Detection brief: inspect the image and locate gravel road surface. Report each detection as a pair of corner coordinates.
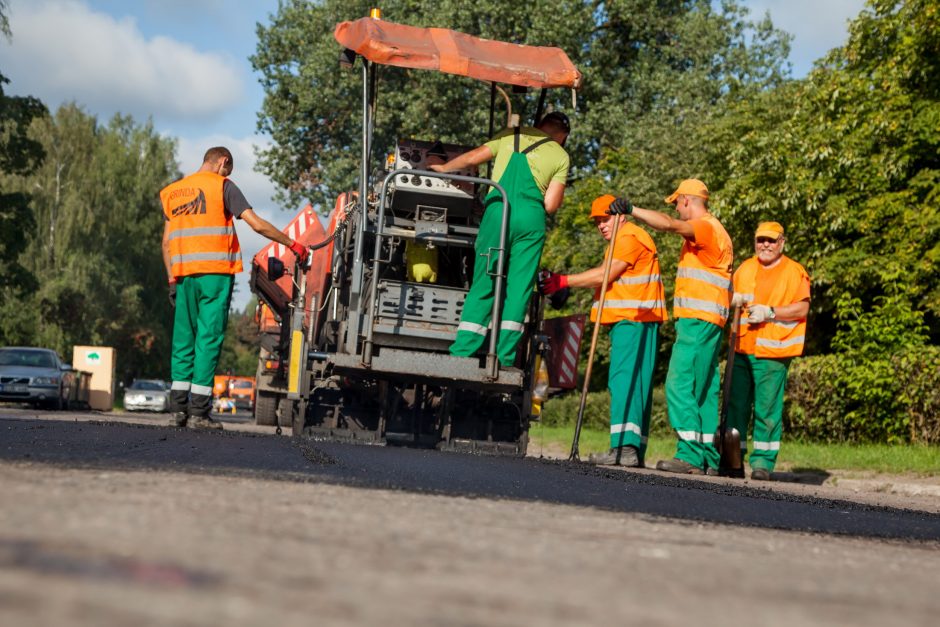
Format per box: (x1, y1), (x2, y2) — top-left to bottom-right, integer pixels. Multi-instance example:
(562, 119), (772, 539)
(1, 408), (938, 626)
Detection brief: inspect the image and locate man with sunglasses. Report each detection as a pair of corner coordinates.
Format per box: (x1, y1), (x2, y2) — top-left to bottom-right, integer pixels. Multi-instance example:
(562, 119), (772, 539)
(727, 222), (810, 480)
(608, 179), (733, 475)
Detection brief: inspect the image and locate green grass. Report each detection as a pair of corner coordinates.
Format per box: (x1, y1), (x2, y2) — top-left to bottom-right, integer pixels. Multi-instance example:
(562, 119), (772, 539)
(528, 424), (940, 475)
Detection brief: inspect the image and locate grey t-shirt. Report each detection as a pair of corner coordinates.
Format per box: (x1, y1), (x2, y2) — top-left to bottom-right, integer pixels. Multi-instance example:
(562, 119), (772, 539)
(223, 179), (251, 218)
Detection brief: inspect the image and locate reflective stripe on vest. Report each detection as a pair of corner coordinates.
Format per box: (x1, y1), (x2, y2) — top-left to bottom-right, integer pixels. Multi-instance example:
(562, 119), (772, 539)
(167, 226), (237, 241)
(171, 251), (242, 265)
(591, 223), (667, 324)
(732, 256), (809, 358)
(161, 171), (242, 277)
(673, 214), (733, 326)
(676, 267), (731, 290)
(674, 297), (729, 320)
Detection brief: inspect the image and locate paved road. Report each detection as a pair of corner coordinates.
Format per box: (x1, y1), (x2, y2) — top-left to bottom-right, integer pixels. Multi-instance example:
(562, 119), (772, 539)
(1, 408), (938, 626)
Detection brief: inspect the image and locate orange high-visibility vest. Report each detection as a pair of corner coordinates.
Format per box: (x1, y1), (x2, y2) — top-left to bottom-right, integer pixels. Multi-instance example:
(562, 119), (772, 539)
(161, 172), (242, 277)
(733, 255), (809, 358)
(591, 222), (667, 324)
(674, 214), (733, 326)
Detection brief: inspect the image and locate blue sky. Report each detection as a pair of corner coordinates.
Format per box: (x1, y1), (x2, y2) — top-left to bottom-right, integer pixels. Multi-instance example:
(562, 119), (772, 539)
(0, 0), (867, 309)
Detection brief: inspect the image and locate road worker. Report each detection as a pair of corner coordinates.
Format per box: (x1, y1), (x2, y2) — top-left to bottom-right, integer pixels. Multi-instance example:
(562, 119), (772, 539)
(539, 195), (666, 466)
(727, 222), (810, 480)
(430, 112), (570, 367)
(609, 179), (733, 474)
(160, 146), (308, 430)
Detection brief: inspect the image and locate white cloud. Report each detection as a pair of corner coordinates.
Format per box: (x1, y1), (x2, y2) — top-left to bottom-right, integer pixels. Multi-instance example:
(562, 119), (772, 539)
(0, 0), (242, 121)
(743, 0), (867, 75)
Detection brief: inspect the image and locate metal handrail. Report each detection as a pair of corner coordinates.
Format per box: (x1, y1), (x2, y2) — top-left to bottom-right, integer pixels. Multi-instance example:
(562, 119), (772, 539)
(362, 168), (510, 380)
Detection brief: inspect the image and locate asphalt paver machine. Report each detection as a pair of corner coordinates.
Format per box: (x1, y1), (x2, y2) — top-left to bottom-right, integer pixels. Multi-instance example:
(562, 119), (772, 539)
(252, 15), (583, 454)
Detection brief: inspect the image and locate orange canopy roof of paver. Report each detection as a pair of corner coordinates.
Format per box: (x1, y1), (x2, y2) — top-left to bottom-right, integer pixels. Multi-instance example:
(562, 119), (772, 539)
(334, 18), (582, 89)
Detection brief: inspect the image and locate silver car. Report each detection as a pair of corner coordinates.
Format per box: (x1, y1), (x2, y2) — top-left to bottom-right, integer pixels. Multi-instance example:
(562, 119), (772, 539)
(123, 379), (170, 412)
(0, 347), (75, 410)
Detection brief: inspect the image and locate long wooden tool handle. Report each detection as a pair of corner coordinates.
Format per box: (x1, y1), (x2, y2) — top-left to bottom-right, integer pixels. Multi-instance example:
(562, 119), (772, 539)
(569, 217), (621, 461)
(718, 304), (742, 436)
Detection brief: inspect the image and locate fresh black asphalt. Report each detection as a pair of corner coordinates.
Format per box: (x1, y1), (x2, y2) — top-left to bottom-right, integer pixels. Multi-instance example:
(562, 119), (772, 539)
(3, 417), (939, 542)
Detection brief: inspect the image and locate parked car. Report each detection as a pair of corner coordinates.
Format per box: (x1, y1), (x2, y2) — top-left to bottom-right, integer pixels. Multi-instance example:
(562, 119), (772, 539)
(0, 347), (75, 410)
(123, 379), (170, 412)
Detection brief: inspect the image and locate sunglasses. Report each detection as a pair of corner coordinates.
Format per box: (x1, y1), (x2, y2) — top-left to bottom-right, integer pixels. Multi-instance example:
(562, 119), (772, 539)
(755, 237), (780, 244)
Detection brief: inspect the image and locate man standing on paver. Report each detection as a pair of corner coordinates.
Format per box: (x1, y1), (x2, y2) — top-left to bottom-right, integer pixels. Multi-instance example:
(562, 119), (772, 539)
(539, 194), (666, 467)
(430, 113), (570, 367)
(727, 221), (810, 480)
(160, 146), (308, 430)
(608, 179), (733, 474)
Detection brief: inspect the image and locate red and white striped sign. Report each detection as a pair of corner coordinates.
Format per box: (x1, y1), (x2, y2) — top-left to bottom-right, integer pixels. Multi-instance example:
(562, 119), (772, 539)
(542, 314), (586, 389)
(252, 203), (321, 267)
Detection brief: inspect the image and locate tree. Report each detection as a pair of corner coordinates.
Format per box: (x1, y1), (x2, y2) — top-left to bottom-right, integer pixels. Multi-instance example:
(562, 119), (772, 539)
(0, 76), (46, 292)
(0, 104), (180, 379)
(711, 0), (940, 349)
(1, 0), (48, 293)
(252, 0), (790, 209)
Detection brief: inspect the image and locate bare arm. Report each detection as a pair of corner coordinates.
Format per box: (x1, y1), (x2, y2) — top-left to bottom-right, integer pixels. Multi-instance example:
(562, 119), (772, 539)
(630, 206), (695, 239)
(772, 299), (810, 321)
(543, 181), (566, 215)
(241, 209), (293, 247)
(162, 221), (173, 280)
(565, 259), (629, 288)
(429, 145), (493, 173)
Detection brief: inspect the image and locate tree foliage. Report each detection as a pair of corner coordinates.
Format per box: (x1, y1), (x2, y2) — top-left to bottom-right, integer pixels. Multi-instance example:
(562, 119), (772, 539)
(713, 0), (940, 348)
(252, 0), (790, 209)
(0, 104), (180, 381)
(0, 75), (47, 292)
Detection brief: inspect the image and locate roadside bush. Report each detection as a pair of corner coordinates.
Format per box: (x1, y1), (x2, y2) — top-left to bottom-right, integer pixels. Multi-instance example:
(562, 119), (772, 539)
(785, 347), (940, 444)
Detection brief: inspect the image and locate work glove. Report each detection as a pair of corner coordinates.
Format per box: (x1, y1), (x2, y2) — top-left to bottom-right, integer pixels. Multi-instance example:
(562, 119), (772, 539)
(538, 270), (568, 295)
(608, 197), (633, 216)
(288, 240), (309, 265)
(168, 279), (177, 309)
(746, 304), (774, 324)
(731, 292), (748, 308)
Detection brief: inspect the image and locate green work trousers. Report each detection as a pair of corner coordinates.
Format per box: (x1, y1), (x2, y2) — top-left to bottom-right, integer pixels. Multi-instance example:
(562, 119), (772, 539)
(726, 353), (790, 472)
(451, 151), (546, 367)
(170, 273), (233, 416)
(608, 320), (659, 460)
(665, 318), (723, 470)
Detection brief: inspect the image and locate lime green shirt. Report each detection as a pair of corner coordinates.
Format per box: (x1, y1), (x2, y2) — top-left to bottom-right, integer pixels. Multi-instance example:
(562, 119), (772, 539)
(484, 127), (570, 196)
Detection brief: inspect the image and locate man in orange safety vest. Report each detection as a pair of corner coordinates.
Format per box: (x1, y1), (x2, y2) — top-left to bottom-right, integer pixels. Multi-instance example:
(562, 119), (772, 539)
(727, 221), (810, 480)
(608, 179), (733, 475)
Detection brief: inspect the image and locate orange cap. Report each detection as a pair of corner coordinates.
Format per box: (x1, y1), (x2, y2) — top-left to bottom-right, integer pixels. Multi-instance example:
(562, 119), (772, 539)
(755, 221), (784, 239)
(665, 178), (709, 204)
(590, 194), (616, 218)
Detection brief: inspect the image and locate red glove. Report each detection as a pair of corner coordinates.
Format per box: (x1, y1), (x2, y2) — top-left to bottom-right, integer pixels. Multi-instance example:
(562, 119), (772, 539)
(288, 240), (309, 264)
(538, 270), (568, 295)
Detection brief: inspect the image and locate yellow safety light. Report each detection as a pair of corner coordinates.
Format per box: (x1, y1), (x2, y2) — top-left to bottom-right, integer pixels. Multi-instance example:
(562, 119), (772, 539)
(288, 330), (304, 395)
(370, 8), (382, 19)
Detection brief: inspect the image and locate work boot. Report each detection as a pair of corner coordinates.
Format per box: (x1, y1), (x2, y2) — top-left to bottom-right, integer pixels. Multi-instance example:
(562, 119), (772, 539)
(750, 468), (772, 481)
(168, 412), (188, 428)
(189, 415), (224, 431)
(588, 446), (642, 468)
(720, 467), (746, 479)
(655, 458), (704, 475)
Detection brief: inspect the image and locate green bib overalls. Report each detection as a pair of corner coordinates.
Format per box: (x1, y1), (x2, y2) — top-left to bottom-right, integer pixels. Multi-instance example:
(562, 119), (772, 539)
(450, 129), (553, 367)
